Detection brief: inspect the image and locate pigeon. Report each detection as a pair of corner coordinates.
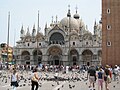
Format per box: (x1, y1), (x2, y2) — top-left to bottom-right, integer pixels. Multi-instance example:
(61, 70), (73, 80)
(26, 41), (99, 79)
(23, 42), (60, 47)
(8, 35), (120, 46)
(52, 84), (55, 87)
(28, 84), (31, 86)
(19, 85), (22, 87)
(72, 85), (75, 88)
(69, 84), (72, 89)
(23, 84), (26, 86)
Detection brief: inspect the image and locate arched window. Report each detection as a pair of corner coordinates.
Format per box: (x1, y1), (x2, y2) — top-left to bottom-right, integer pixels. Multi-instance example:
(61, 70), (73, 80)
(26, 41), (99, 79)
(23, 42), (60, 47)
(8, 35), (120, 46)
(49, 32), (64, 45)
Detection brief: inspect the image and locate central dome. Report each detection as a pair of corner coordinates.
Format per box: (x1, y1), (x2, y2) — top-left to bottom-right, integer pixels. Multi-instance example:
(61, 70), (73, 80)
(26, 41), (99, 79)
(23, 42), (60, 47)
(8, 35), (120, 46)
(60, 17), (79, 30)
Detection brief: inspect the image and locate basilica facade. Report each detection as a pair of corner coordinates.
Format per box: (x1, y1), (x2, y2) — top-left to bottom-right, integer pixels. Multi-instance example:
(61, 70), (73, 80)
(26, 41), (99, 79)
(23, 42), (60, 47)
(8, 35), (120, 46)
(14, 9), (102, 66)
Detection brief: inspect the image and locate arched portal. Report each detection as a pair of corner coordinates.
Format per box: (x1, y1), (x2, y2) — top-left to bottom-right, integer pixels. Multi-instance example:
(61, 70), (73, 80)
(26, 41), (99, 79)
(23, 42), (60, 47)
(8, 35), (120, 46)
(33, 50), (42, 64)
(21, 51), (30, 64)
(82, 50), (93, 66)
(48, 46), (62, 65)
(21, 51), (30, 60)
(70, 49), (79, 65)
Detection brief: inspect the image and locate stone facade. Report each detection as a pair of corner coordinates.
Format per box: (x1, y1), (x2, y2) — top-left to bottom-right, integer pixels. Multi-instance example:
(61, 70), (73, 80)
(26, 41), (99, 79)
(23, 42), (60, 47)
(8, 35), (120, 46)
(14, 8), (102, 66)
(102, 0), (120, 66)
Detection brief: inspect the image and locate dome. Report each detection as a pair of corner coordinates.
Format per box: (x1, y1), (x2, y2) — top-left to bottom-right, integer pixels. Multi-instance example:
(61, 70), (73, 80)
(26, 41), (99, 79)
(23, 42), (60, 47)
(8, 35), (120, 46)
(73, 13), (80, 19)
(60, 17), (79, 30)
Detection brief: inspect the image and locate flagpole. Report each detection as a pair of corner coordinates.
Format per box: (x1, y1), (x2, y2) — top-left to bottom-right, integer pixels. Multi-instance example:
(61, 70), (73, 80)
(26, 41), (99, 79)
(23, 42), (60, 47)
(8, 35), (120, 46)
(14, 29), (16, 64)
(7, 12), (10, 64)
(14, 29), (16, 47)
(37, 10), (39, 65)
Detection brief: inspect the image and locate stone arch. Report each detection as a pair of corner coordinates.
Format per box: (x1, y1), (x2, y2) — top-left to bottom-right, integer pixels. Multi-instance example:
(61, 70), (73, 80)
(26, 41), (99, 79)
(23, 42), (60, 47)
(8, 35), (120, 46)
(49, 32), (65, 45)
(21, 51), (30, 60)
(69, 49), (79, 65)
(47, 45), (62, 65)
(33, 49), (42, 64)
(83, 33), (93, 40)
(82, 49), (93, 66)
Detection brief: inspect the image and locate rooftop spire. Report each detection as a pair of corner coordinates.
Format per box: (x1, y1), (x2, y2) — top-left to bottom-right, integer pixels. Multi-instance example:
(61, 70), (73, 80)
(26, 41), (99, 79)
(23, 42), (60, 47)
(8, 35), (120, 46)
(20, 25), (24, 34)
(67, 5), (71, 17)
(52, 16), (53, 23)
(56, 15), (58, 23)
(33, 24), (35, 29)
(32, 24), (36, 36)
(74, 5), (80, 19)
(45, 22), (47, 29)
(26, 27), (30, 36)
(94, 19), (97, 26)
(75, 5), (78, 13)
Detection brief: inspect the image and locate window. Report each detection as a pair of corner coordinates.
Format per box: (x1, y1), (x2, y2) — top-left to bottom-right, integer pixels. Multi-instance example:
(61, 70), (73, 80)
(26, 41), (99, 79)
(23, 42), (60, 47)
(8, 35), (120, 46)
(73, 42), (75, 45)
(107, 41), (111, 46)
(28, 43), (29, 46)
(107, 8), (110, 14)
(86, 42), (88, 45)
(39, 43), (41, 46)
(107, 25), (111, 30)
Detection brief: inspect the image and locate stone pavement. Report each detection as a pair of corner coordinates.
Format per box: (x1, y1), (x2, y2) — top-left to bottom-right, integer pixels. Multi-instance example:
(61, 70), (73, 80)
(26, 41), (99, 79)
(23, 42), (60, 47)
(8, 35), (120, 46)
(0, 70), (120, 90)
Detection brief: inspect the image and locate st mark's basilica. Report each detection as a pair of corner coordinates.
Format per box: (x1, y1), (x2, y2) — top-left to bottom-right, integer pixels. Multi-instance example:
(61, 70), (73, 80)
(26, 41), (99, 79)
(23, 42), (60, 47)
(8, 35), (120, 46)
(14, 8), (102, 66)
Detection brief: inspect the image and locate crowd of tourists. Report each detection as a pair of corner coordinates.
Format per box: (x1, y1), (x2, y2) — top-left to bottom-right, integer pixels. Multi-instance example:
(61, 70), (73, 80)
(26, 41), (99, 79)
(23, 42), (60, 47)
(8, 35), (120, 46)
(87, 64), (120, 90)
(0, 64), (120, 90)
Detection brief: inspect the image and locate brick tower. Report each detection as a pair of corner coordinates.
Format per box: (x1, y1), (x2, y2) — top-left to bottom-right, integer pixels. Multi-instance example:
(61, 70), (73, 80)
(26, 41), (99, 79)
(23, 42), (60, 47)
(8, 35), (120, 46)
(102, 0), (120, 66)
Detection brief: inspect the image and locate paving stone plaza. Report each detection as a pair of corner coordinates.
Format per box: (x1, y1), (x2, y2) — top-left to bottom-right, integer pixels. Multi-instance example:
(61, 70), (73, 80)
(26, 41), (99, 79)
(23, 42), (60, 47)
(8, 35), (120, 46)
(0, 70), (120, 90)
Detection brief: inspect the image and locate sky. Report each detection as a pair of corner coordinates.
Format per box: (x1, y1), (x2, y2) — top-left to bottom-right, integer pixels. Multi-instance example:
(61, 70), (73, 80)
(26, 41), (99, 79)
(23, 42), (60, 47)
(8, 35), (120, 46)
(0, 0), (101, 46)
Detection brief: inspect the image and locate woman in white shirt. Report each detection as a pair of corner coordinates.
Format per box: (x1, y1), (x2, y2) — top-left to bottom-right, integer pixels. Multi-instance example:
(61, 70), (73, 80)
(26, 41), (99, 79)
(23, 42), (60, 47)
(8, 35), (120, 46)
(11, 69), (19, 90)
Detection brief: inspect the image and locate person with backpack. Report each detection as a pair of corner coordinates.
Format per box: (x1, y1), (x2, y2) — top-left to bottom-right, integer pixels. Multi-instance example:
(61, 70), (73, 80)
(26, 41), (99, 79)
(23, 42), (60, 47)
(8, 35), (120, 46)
(97, 67), (104, 90)
(87, 65), (96, 90)
(104, 65), (111, 90)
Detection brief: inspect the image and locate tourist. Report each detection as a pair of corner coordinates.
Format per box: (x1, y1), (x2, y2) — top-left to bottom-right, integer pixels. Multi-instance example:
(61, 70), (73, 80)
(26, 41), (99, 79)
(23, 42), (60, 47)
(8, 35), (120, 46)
(87, 65), (96, 90)
(104, 65), (111, 90)
(113, 65), (119, 81)
(11, 69), (19, 90)
(97, 67), (104, 90)
(31, 68), (40, 90)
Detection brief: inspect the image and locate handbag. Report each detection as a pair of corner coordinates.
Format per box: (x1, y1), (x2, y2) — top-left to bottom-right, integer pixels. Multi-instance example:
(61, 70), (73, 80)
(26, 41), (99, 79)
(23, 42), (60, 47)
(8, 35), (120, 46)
(107, 75), (111, 83)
